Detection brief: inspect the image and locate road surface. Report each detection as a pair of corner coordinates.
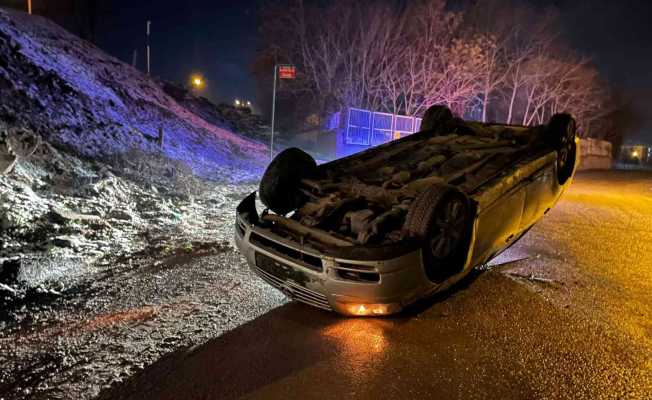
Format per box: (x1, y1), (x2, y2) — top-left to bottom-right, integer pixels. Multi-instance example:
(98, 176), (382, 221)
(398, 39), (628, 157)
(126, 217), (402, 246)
(100, 170), (652, 400)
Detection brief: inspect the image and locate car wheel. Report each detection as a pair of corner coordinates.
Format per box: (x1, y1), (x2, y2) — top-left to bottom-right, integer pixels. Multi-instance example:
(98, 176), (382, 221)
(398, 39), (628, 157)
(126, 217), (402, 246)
(259, 148), (317, 215)
(546, 113), (577, 184)
(420, 105), (454, 134)
(405, 184), (473, 283)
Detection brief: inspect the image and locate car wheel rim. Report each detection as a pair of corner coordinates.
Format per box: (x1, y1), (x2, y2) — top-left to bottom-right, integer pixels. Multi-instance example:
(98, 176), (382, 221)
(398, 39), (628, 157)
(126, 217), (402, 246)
(429, 197), (466, 260)
(558, 130), (575, 170)
(558, 146), (568, 170)
(557, 125), (574, 171)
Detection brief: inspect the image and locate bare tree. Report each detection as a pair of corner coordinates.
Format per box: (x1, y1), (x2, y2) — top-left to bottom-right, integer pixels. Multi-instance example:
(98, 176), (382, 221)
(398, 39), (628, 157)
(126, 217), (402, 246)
(516, 51), (604, 135)
(375, 1), (485, 117)
(260, 1), (403, 113)
(259, 0), (471, 116)
(257, 0), (612, 140)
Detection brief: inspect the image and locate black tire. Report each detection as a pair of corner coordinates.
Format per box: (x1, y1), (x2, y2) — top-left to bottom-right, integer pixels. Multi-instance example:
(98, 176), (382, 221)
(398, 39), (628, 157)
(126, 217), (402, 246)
(405, 184), (473, 283)
(420, 105), (454, 134)
(545, 113), (577, 184)
(259, 148), (317, 215)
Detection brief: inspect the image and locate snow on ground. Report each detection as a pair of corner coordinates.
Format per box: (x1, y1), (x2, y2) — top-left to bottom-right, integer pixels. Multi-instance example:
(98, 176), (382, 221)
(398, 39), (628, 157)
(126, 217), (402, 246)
(0, 136), (290, 400)
(0, 168), (287, 399)
(0, 124), (286, 400)
(0, 116), (267, 299)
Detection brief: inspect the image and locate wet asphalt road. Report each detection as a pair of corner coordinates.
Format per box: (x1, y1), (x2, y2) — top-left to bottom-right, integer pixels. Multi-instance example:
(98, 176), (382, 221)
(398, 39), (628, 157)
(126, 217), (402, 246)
(100, 170), (652, 400)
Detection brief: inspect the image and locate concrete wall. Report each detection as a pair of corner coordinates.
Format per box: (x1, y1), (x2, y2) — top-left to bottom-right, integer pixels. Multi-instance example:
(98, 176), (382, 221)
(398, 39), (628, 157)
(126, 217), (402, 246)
(578, 138), (612, 171)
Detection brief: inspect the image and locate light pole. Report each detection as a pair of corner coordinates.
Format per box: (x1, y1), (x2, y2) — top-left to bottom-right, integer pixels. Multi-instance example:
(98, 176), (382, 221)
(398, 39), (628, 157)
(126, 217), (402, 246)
(146, 21), (151, 75)
(270, 64), (296, 160)
(270, 65), (278, 160)
(27, 0), (32, 14)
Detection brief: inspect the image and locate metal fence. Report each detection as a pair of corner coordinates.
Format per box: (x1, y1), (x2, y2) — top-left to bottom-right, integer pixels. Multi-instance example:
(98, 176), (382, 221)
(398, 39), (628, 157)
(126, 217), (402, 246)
(371, 111), (393, 145)
(344, 107), (422, 147)
(346, 108), (372, 145)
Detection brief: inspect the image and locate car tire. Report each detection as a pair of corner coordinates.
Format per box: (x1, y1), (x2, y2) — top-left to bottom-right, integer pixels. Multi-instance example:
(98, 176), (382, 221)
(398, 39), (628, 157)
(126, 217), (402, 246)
(259, 148), (317, 215)
(420, 105), (454, 134)
(546, 113), (577, 184)
(405, 183), (473, 283)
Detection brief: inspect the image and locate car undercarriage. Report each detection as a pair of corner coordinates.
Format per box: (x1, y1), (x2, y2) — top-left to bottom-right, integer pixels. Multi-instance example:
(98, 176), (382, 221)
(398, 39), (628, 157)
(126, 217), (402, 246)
(258, 114), (571, 251)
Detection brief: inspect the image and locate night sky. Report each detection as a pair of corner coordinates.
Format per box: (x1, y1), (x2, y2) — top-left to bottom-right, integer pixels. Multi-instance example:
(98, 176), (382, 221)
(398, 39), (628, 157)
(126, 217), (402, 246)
(558, 0), (652, 142)
(15, 0), (652, 141)
(93, 0), (260, 108)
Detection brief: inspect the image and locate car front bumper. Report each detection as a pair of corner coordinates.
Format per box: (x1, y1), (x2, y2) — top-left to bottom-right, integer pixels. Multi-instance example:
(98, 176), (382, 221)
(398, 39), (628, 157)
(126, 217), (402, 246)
(234, 192), (434, 316)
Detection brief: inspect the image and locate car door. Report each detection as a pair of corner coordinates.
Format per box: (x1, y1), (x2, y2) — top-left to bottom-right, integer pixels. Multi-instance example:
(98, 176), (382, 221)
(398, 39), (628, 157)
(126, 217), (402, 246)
(471, 181), (527, 265)
(520, 160), (558, 230)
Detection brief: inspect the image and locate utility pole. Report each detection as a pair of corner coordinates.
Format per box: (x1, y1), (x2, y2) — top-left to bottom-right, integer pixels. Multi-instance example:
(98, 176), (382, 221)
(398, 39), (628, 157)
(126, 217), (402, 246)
(146, 21), (151, 75)
(270, 65), (277, 161)
(27, 0), (32, 15)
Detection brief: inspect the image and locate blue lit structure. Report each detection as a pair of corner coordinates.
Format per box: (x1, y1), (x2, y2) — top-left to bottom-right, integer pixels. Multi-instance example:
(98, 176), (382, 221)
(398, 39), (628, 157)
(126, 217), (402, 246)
(331, 107), (423, 158)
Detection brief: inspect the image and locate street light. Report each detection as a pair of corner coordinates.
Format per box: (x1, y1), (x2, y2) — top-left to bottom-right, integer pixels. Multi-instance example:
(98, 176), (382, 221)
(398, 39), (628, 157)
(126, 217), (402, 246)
(189, 74), (204, 92)
(235, 99), (241, 107)
(632, 150), (639, 158)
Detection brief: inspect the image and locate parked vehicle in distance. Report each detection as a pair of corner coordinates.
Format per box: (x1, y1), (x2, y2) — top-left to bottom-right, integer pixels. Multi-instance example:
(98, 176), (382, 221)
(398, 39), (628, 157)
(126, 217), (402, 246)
(235, 105), (579, 316)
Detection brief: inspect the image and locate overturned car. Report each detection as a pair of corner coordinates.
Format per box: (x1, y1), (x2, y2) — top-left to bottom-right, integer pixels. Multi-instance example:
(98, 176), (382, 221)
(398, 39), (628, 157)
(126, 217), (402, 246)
(235, 105), (579, 316)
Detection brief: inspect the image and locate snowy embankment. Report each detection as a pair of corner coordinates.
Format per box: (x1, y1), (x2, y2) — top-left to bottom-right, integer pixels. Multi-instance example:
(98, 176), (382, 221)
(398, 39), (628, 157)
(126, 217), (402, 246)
(0, 7), (268, 303)
(0, 8), (287, 400)
(0, 7), (266, 179)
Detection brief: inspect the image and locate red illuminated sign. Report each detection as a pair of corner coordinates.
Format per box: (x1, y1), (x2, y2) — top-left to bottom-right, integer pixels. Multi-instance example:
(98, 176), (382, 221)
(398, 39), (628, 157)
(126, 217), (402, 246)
(278, 65), (296, 79)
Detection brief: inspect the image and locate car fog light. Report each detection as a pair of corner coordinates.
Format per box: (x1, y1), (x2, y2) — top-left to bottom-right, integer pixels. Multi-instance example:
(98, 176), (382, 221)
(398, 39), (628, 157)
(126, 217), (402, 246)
(337, 302), (401, 316)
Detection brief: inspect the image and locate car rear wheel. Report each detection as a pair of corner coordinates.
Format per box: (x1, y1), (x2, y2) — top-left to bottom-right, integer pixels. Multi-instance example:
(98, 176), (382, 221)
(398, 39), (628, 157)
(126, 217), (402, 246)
(546, 113), (577, 184)
(405, 184), (473, 283)
(259, 148), (317, 215)
(420, 105), (454, 134)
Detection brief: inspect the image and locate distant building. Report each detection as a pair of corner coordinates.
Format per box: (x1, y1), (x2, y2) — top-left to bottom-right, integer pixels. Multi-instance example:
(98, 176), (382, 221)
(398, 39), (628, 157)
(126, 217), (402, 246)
(578, 138), (612, 170)
(619, 144), (652, 165)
